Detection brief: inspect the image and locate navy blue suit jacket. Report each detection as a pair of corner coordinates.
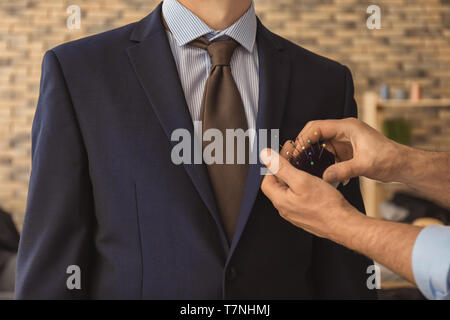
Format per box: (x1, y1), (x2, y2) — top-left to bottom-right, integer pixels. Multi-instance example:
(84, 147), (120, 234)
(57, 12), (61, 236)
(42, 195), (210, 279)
(16, 3), (376, 299)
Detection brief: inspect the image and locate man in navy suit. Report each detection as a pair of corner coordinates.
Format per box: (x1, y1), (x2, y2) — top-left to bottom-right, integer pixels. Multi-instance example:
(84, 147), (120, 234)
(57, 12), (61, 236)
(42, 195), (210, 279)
(16, 0), (376, 299)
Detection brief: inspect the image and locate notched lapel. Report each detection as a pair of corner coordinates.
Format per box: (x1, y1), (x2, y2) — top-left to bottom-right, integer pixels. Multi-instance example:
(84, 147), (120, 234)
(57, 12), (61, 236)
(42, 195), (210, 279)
(126, 5), (229, 252)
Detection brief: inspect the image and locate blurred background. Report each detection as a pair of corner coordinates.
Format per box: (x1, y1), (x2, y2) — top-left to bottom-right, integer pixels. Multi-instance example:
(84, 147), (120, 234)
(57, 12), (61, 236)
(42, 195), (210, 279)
(0, 0), (449, 299)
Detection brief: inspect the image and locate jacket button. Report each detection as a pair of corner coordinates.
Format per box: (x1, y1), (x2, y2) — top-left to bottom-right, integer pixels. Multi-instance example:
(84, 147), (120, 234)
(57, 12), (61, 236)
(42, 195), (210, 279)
(227, 267), (237, 281)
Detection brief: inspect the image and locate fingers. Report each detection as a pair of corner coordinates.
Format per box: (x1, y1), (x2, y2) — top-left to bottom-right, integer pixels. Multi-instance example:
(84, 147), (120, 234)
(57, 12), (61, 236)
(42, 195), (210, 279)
(280, 140), (301, 160)
(295, 118), (357, 148)
(322, 159), (361, 183)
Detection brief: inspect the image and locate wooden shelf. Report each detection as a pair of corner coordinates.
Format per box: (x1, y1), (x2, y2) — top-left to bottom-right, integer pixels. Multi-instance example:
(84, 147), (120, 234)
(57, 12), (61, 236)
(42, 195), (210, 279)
(381, 281), (416, 290)
(377, 98), (450, 109)
(361, 92), (450, 219)
(374, 180), (403, 186)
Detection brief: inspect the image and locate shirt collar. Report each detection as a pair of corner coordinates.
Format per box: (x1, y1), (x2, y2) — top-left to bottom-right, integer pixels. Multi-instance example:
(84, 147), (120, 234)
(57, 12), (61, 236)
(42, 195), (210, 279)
(162, 0), (257, 52)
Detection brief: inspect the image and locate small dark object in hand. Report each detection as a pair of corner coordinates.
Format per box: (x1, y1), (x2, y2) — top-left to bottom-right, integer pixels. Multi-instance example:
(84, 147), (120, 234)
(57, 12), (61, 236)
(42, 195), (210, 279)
(289, 143), (335, 178)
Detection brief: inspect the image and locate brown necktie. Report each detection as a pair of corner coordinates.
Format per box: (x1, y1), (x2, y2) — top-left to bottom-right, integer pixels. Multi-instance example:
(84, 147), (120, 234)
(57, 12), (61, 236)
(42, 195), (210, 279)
(189, 37), (249, 242)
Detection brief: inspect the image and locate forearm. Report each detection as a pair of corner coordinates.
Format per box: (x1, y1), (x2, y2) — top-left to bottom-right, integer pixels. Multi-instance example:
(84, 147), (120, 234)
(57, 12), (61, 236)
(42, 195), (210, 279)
(330, 207), (422, 283)
(392, 145), (450, 207)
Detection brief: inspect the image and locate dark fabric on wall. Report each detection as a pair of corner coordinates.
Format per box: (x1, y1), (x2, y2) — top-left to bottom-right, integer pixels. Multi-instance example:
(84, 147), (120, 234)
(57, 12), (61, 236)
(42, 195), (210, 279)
(0, 208), (19, 253)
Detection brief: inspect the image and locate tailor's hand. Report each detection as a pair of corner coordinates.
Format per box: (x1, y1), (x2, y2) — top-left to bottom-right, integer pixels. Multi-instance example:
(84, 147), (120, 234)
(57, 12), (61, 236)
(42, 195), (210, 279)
(259, 148), (362, 240)
(294, 118), (405, 184)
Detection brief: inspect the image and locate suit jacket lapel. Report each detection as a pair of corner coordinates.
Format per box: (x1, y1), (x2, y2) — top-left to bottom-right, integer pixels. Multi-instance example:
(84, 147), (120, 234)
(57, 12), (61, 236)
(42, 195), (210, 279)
(227, 20), (291, 262)
(126, 4), (229, 252)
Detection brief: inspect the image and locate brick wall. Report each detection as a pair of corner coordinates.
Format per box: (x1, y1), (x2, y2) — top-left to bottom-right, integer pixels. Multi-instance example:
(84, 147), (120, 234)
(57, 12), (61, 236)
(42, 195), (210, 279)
(1, 0), (449, 228)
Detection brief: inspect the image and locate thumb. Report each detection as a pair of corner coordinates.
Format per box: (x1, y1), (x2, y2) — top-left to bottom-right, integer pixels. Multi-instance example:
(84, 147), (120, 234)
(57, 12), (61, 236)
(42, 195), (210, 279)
(260, 148), (298, 188)
(323, 159), (361, 184)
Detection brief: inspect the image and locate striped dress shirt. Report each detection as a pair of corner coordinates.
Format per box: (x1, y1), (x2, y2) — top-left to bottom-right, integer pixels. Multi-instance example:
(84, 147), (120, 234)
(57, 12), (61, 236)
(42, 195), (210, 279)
(162, 0), (259, 141)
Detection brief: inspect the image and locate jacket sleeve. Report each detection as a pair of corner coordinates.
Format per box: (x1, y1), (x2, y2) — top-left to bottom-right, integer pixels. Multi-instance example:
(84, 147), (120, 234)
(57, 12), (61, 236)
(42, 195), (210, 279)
(312, 65), (377, 299)
(15, 50), (95, 299)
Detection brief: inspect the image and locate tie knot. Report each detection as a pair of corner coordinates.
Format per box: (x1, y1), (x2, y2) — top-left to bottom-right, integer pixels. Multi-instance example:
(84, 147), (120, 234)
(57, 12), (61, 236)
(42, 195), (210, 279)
(190, 37), (239, 67)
